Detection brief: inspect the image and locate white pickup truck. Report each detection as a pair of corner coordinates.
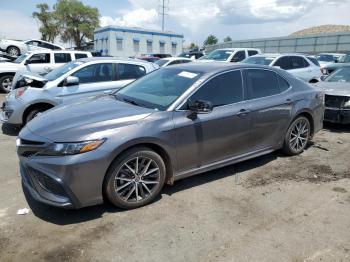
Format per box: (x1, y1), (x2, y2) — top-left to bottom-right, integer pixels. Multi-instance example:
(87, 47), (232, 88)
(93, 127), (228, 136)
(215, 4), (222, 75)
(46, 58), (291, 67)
(0, 50), (93, 93)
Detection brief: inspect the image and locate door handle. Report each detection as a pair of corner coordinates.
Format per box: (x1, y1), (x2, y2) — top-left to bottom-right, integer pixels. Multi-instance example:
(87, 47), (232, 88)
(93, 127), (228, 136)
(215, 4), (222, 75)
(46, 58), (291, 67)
(236, 109), (250, 116)
(44, 66), (52, 71)
(285, 98), (293, 105)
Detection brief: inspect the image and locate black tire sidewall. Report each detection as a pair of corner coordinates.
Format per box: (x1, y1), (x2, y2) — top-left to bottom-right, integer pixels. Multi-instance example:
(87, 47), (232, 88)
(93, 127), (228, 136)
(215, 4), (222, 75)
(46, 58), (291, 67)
(25, 109), (42, 124)
(104, 147), (166, 209)
(0, 75), (14, 93)
(283, 116), (310, 156)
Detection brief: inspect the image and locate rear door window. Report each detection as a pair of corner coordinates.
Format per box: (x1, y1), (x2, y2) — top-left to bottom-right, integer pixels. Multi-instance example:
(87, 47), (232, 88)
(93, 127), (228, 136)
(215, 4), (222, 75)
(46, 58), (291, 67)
(243, 69), (280, 99)
(54, 53), (72, 63)
(273, 56), (292, 70)
(189, 70), (243, 107)
(117, 64), (146, 80)
(248, 50), (259, 56)
(231, 51), (246, 62)
(74, 53), (88, 59)
(72, 63), (113, 84)
(27, 53), (50, 64)
(277, 74), (290, 92)
(291, 56), (309, 69)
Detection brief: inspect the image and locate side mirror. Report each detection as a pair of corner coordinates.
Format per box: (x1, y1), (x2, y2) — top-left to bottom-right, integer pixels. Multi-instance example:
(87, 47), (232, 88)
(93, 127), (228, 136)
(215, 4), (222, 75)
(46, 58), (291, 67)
(64, 76), (79, 86)
(24, 60), (29, 65)
(273, 65), (281, 69)
(231, 57), (240, 63)
(188, 99), (213, 114)
(320, 75), (327, 81)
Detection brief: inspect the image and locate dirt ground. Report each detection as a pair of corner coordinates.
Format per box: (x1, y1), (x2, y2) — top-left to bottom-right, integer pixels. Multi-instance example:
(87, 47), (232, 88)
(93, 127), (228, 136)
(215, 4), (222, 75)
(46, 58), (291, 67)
(0, 93), (349, 262)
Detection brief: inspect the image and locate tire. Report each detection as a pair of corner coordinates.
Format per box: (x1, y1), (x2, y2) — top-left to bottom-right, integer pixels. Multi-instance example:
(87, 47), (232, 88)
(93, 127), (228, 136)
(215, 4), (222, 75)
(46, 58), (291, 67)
(0, 75), (14, 93)
(25, 108), (46, 124)
(104, 147), (166, 209)
(6, 46), (20, 56)
(282, 116), (311, 156)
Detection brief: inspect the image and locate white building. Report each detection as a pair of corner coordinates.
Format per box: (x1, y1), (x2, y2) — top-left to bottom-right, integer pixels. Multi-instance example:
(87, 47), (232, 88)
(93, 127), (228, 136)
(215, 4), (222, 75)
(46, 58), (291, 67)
(94, 26), (184, 57)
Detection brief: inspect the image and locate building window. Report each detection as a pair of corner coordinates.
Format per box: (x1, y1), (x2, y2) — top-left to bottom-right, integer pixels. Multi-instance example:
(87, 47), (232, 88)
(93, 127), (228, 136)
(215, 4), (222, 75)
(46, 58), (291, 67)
(160, 42), (165, 53)
(172, 43), (177, 56)
(147, 41), (152, 53)
(117, 39), (123, 51)
(133, 39), (140, 53)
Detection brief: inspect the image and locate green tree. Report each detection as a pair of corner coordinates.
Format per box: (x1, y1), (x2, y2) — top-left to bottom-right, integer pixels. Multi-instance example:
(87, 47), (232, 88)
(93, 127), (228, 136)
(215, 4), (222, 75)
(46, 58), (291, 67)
(223, 36), (232, 42)
(32, 3), (59, 42)
(189, 42), (199, 50)
(54, 0), (100, 49)
(203, 35), (218, 46)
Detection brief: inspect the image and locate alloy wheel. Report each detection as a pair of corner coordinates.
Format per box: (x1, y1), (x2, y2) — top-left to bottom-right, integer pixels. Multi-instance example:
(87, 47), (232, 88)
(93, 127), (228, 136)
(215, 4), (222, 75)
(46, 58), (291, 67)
(1, 77), (12, 92)
(114, 157), (160, 203)
(8, 47), (19, 56)
(289, 118), (309, 153)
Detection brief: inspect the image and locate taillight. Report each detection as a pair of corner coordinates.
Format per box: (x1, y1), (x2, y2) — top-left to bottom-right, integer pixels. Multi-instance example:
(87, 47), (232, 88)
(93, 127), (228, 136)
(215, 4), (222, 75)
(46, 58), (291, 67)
(15, 87), (27, 98)
(321, 68), (327, 75)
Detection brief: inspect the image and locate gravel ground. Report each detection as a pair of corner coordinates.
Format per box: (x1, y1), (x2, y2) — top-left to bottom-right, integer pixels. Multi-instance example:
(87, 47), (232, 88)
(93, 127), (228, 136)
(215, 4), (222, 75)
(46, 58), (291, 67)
(0, 93), (349, 262)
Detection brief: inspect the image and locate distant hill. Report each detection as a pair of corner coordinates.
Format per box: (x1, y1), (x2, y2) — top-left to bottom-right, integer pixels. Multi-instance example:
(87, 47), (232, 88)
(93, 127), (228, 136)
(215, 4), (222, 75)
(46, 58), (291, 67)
(290, 25), (350, 37)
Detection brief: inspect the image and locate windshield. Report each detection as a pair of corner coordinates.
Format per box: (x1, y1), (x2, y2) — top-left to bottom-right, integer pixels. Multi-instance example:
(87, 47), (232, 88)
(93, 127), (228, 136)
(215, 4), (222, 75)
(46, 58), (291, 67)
(199, 50), (233, 61)
(316, 54), (335, 62)
(115, 68), (204, 111)
(155, 59), (169, 67)
(242, 56), (274, 65)
(326, 67), (350, 83)
(13, 54), (28, 64)
(338, 54), (350, 63)
(45, 61), (85, 81)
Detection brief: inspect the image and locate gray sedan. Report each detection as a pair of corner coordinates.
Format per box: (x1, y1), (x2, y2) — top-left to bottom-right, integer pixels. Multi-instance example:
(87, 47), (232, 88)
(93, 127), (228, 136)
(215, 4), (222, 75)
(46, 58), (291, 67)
(17, 63), (324, 209)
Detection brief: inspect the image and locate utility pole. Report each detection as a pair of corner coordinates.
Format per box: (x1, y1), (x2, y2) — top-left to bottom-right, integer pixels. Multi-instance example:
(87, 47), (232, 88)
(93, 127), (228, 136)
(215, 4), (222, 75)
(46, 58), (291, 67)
(159, 0), (168, 31)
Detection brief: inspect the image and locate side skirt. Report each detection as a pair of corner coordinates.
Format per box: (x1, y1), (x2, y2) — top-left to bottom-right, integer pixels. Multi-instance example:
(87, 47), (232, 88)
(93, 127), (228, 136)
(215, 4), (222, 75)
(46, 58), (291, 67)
(173, 147), (275, 181)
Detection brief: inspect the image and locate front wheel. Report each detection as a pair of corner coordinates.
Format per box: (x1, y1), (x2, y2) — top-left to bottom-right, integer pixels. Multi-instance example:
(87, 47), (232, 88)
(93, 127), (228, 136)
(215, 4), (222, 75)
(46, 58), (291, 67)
(6, 46), (20, 56)
(104, 147), (166, 209)
(282, 116), (310, 156)
(0, 75), (13, 93)
(25, 108), (45, 124)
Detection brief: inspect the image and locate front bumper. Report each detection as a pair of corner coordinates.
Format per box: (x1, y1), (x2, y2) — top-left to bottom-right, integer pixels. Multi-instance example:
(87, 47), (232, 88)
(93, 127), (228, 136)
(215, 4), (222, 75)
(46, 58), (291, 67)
(0, 94), (26, 125)
(324, 107), (350, 124)
(17, 128), (114, 209)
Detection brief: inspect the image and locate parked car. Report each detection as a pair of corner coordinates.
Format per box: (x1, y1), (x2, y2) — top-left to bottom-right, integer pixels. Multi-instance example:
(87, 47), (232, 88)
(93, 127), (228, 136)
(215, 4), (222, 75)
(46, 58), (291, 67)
(0, 39), (64, 57)
(137, 56), (160, 63)
(1, 57), (157, 125)
(306, 56), (320, 67)
(314, 66), (350, 124)
(315, 53), (344, 67)
(0, 50), (93, 93)
(16, 63), (324, 209)
(155, 57), (192, 67)
(143, 53), (172, 59)
(322, 53), (350, 75)
(198, 48), (261, 63)
(178, 51), (204, 60)
(242, 53), (322, 83)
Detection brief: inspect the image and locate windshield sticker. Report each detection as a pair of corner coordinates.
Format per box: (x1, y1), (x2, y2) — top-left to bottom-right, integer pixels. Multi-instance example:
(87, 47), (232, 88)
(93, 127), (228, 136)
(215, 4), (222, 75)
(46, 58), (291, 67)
(178, 71), (198, 79)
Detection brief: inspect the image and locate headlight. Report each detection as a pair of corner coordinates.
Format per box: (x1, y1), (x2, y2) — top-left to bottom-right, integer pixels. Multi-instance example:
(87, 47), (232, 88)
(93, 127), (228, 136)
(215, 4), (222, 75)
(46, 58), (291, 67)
(40, 139), (106, 156)
(344, 99), (350, 108)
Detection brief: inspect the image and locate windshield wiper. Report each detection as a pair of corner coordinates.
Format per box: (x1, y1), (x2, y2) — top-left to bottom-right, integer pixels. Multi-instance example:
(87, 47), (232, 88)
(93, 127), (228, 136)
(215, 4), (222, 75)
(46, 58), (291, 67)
(110, 94), (144, 107)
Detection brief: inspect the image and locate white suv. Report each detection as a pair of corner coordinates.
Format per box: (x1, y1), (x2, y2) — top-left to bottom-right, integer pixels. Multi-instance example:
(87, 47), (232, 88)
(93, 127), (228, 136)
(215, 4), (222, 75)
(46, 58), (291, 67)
(198, 48), (261, 63)
(0, 50), (93, 93)
(242, 53), (322, 83)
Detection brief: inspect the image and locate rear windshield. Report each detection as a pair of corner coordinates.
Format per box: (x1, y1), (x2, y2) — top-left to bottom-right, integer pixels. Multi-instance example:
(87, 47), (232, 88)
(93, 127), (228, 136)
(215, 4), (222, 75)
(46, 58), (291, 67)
(199, 50), (233, 61)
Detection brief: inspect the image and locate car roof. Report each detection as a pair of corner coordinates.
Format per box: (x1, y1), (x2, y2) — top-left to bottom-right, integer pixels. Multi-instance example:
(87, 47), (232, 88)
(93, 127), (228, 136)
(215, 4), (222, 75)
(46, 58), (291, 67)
(253, 53), (308, 58)
(162, 57), (192, 61)
(26, 50), (91, 55)
(166, 62), (277, 75)
(216, 48), (260, 51)
(76, 56), (153, 64)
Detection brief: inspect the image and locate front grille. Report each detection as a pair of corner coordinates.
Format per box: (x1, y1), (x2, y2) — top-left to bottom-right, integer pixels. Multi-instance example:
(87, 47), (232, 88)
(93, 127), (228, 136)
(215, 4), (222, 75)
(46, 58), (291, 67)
(325, 95), (347, 108)
(25, 166), (67, 197)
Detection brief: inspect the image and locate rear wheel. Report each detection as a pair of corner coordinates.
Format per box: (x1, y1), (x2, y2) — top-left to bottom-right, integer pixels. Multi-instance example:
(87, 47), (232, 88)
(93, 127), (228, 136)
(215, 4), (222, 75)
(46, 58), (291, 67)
(282, 116), (310, 155)
(104, 147), (166, 209)
(0, 75), (13, 93)
(6, 46), (20, 56)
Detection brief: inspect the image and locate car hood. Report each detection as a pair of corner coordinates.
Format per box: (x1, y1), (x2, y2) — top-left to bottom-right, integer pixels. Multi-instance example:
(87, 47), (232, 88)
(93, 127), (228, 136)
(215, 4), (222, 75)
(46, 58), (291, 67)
(22, 95), (155, 142)
(314, 81), (350, 96)
(324, 62), (350, 70)
(12, 70), (47, 89)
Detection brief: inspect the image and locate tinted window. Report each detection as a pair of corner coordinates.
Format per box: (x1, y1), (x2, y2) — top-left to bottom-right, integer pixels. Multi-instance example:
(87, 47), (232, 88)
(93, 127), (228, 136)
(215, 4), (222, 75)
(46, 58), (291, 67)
(40, 42), (55, 49)
(117, 64), (146, 80)
(291, 56), (309, 69)
(75, 53), (88, 59)
(244, 69), (280, 99)
(231, 51), (246, 62)
(26, 41), (40, 46)
(54, 53), (72, 63)
(190, 70), (243, 107)
(248, 50), (258, 56)
(307, 56), (320, 66)
(277, 74), (290, 92)
(28, 53), (50, 64)
(72, 63), (113, 84)
(274, 57), (292, 70)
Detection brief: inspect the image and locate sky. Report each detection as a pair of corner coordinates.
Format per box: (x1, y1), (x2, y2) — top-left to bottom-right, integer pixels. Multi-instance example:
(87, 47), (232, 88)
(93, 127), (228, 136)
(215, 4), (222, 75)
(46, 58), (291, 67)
(0, 0), (350, 47)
